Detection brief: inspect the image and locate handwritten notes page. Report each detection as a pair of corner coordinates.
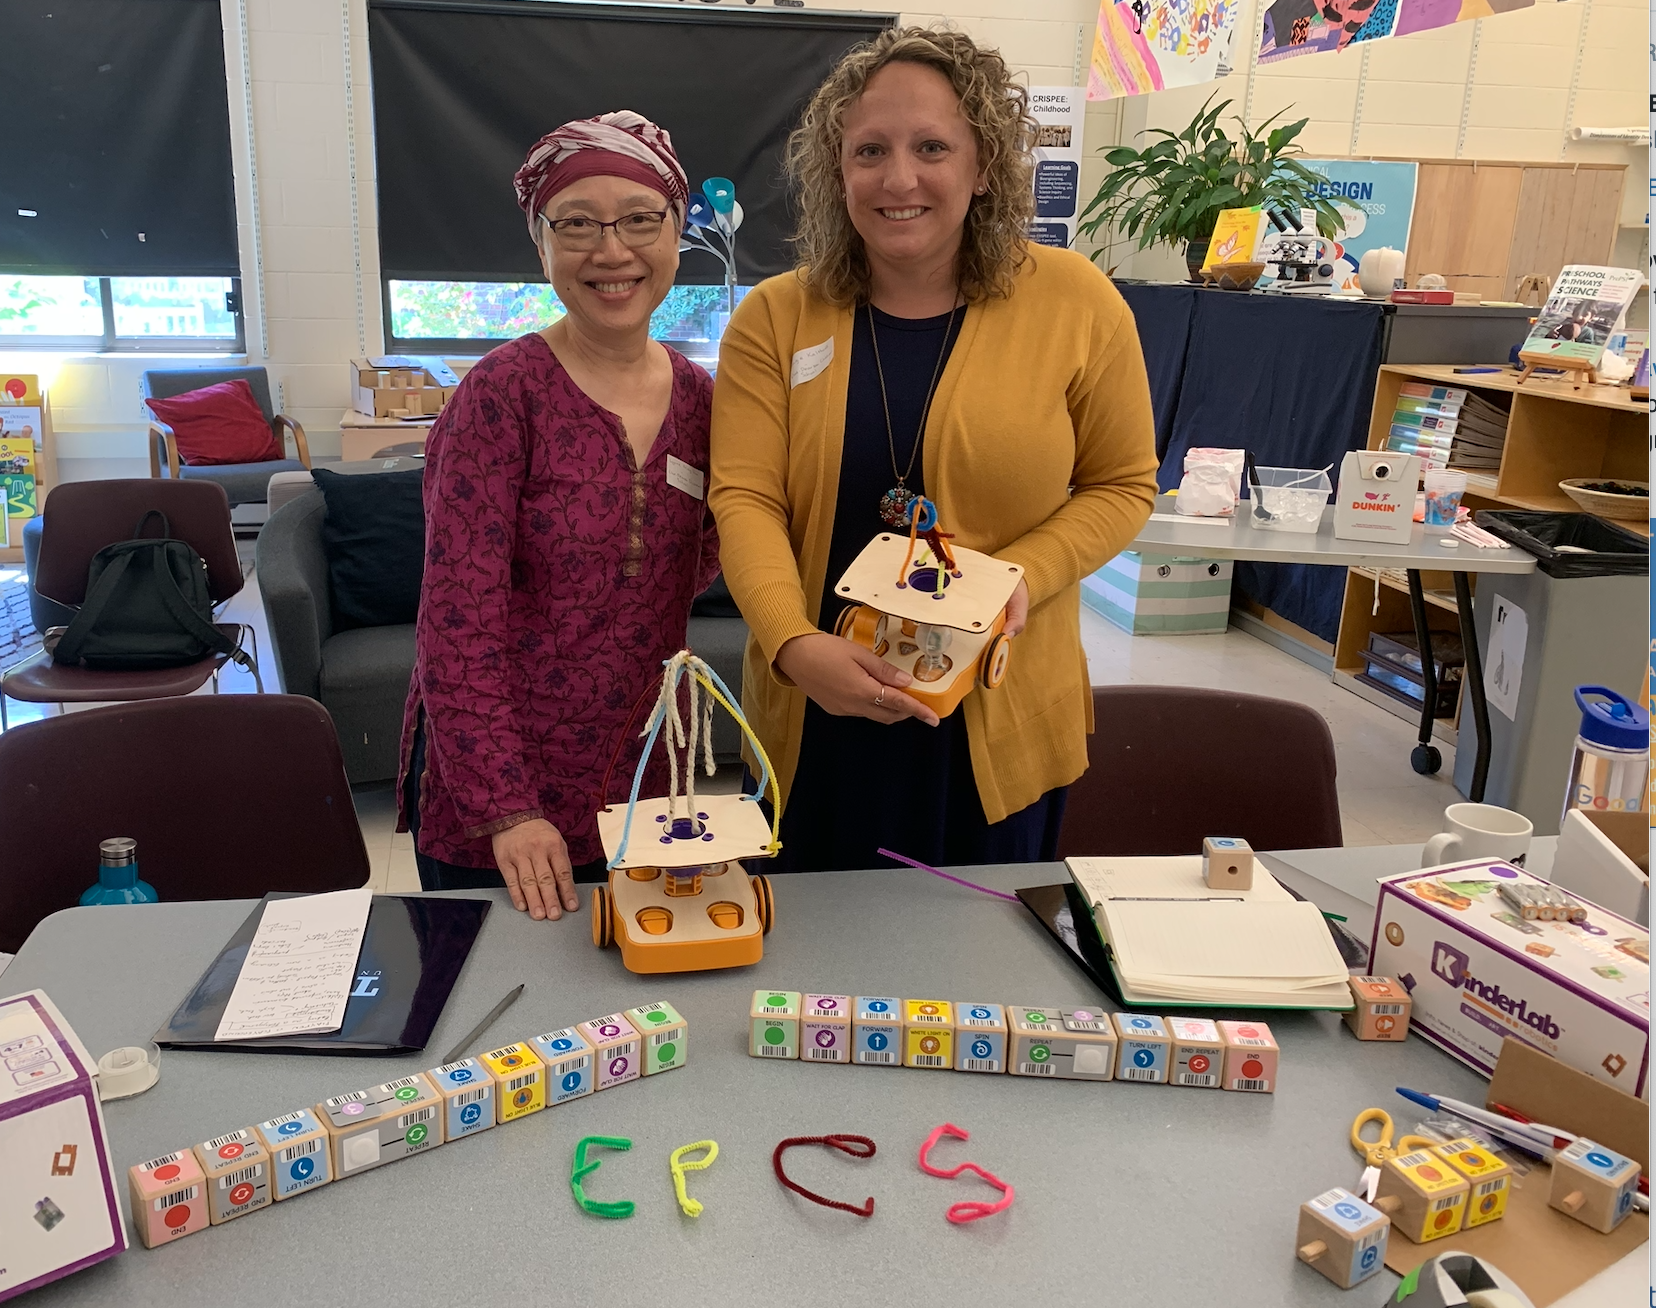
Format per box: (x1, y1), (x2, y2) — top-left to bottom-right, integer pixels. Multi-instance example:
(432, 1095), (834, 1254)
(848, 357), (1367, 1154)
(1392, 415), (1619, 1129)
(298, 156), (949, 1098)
(214, 889), (373, 1041)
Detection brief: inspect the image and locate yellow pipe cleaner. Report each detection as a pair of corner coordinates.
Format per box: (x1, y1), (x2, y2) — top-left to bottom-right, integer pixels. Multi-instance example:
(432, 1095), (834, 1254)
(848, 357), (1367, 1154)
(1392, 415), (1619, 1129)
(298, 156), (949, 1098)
(670, 1140), (719, 1218)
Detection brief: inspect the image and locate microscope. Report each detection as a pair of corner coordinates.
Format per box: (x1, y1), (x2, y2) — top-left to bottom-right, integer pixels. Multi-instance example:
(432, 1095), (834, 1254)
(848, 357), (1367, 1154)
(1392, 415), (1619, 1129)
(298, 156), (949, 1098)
(1260, 207), (1336, 293)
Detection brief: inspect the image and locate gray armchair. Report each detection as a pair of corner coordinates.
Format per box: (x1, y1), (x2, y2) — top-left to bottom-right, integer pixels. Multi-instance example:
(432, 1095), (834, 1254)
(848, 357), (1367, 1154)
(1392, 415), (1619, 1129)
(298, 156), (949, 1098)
(142, 366), (310, 506)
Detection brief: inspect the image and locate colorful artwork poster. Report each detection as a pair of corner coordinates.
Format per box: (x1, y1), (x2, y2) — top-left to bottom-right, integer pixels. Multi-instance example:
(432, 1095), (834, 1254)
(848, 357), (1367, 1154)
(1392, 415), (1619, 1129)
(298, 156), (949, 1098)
(0, 438), (36, 517)
(1293, 159), (1418, 293)
(1260, 0), (1563, 65)
(1088, 0), (1243, 100)
(1027, 87), (1088, 247)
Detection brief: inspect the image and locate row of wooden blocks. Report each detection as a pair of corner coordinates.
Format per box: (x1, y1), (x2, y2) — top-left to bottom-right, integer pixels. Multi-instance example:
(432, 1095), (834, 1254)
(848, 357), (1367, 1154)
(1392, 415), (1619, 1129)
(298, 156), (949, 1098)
(747, 993), (1278, 1091)
(126, 1001), (686, 1248)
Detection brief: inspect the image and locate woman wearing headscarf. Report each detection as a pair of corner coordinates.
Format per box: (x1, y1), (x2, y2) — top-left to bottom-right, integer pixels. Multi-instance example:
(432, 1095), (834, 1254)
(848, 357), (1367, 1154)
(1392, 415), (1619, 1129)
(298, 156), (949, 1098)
(398, 110), (719, 920)
(709, 29), (1159, 873)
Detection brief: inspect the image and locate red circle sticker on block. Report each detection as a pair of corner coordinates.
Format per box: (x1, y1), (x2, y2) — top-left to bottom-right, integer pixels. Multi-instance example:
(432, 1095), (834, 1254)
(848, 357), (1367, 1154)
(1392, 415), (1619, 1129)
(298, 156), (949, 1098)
(164, 1205), (192, 1230)
(228, 1183), (255, 1207)
(1236, 1026), (1259, 1038)
(1417, 1165), (1443, 1182)
(1434, 1208), (1456, 1230)
(1241, 1058), (1264, 1079)
(1188, 1054), (1210, 1074)
(152, 1164), (180, 1183)
(217, 1143), (244, 1160)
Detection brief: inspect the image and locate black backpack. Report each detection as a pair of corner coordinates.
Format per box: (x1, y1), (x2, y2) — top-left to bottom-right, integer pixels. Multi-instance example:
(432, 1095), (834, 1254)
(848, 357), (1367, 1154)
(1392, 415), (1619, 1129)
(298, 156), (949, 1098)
(52, 510), (257, 680)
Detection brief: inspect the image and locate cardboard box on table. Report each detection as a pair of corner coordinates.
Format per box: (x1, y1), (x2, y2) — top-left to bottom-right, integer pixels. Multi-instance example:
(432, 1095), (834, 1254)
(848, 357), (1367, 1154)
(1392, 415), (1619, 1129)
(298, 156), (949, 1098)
(1369, 858), (1649, 1100)
(0, 991), (125, 1302)
(348, 355), (460, 418)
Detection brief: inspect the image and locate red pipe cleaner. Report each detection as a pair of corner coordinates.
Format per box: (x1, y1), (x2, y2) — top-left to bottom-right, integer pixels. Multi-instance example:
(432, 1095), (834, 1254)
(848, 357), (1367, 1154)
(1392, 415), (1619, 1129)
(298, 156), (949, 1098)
(917, 1123), (1014, 1224)
(772, 1135), (877, 1217)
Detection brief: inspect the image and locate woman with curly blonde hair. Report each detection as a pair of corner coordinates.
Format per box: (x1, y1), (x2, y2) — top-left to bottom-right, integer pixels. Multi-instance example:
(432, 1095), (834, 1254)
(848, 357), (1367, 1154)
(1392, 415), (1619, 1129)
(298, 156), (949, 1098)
(709, 27), (1158, 872)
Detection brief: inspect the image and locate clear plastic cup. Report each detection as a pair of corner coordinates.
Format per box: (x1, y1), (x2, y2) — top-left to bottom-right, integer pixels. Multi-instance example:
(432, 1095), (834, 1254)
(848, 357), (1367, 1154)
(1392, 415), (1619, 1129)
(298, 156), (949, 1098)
(1247, 467), (1332, 533)
(1423, 469), (1468, 533)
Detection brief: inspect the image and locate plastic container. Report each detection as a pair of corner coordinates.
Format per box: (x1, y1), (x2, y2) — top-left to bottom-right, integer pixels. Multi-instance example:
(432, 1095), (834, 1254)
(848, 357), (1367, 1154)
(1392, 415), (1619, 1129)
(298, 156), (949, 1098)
(1472, 511), (1648, 579)
(79, 837), (159, 906)
(1247, 467), (1331, 534)
(1422, 469), (1468, 532)
(1565, 686), (1649, 818)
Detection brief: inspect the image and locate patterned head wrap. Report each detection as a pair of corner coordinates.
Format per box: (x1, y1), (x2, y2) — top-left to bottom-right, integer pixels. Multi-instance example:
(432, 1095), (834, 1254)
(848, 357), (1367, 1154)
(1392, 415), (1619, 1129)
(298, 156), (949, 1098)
(513, 110), (689, 237)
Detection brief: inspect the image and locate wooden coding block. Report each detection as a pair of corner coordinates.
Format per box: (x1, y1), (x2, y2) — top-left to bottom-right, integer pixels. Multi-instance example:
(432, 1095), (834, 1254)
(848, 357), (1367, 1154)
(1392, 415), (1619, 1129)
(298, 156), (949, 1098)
(1203, 836), (1254, 890)
(128, 1150), (208, 1248)
(192, 1129), (271, 1225)
(319, 1073), (444, 1179)
(903, 1000), (954, 1069)
(800, 994), (852, 1064)
(425, 1060), (497, 1141)
(1217, 1020), (1278, 1092)
(1110, 1012), (1171, 1083)
(478, 1043), (547, 1120)
(1165, 1016), (1225, 1088)
(253, 1109), (333, 1199)
(750, 990), (802, 1060)
(1343, 976), (1412, 1041)
(1548, 1138), (1640, 1233)
(1372, 1150), (1468, 1243)
(1007, 1006), (1116, 1080)
(531, 1027), (596, 1103)
(578, 1014), (643, 1090)
(625, 1001), (688, 1075)
(952, 1002), (1008, 1073)
(1430, 1138), (1510, 1228)
(852, 996), (902, 1066)
(1296, 1187), (1390, 1289)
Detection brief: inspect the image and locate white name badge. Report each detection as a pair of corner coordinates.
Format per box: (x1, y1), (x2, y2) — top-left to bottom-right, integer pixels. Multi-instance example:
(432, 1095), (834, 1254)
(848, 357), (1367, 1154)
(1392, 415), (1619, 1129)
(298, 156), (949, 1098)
(665, 454), (705, 501)
(790, 337), (834, 388)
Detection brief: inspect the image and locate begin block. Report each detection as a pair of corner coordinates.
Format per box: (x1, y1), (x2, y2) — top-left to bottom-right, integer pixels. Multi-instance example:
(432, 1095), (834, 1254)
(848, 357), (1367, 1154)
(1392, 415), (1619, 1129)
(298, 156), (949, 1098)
(128, 1150), (208, 1248)
(531, 1027), (596, 1103)
(749, 991), (801, 1061)
(192, 1129), (271, 1225)
(426, 1059), (497, 1140)
(852, 996), (902, 1066)
(953, 1002), (1007, 1073)
(625, 1001), (688, 1075)
(254, 1109), (333, 1199)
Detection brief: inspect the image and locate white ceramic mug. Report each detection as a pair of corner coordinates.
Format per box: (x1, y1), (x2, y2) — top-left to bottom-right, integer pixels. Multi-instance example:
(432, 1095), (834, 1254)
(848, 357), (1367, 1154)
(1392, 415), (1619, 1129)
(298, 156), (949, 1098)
(1420, 803), (1534, 868)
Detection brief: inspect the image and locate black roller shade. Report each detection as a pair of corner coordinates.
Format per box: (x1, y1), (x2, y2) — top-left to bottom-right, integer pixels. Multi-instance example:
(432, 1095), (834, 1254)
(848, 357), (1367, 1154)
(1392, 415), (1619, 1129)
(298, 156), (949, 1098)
(0, 0), (239, 277)
(367, 0), (893, 284)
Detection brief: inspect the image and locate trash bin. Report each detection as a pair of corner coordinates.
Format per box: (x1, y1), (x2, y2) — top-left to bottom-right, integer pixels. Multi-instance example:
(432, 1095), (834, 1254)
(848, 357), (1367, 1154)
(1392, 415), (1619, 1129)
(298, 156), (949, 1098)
(1454, 512), (1649, 834)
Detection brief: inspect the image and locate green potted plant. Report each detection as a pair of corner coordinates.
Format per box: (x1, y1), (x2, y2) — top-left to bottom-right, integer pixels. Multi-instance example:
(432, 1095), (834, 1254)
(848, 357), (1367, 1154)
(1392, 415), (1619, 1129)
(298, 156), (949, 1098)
(1078, 96), (1343, 282)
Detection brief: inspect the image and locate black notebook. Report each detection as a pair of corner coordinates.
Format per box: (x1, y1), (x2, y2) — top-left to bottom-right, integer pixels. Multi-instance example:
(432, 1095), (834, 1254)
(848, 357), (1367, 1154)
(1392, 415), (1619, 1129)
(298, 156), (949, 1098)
(155, 893), (490, 1054)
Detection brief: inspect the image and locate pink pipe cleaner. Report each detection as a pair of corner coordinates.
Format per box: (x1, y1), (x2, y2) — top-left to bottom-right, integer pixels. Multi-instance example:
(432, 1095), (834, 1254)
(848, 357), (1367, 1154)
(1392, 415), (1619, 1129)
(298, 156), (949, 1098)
(917, 1123), (1015, 1223)
(878, 849), (1021, 903)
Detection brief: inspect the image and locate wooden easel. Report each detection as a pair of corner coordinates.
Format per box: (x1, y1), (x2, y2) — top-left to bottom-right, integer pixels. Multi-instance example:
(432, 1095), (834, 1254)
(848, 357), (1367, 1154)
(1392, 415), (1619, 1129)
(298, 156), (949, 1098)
(1514, 350), (1598, 390)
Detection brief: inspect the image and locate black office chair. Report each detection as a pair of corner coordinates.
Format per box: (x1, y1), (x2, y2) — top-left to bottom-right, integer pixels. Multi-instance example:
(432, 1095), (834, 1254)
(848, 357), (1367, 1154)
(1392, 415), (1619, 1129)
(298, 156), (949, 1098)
(142, 366), (310, 507)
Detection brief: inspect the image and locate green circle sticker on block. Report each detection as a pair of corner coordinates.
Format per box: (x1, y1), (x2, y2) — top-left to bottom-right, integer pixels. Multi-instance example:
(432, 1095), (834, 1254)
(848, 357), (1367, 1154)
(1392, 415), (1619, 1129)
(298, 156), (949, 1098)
(1030, 1045), (1050, 1062)
(1027, 1012), (1047, 1024)
(394, 1086), (419, 1102)
(656, 1042), (677, 1063)
(647, 1011), (667, 1024)
(764, 1026), (785, 1046)
(406, 1123), (428, 1145)
(767, 995), (787, 1007)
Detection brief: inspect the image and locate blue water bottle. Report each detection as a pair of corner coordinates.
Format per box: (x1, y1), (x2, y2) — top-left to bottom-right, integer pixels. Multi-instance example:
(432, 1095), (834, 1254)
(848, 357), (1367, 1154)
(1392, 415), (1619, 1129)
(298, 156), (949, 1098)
(80, 837), (159, 906)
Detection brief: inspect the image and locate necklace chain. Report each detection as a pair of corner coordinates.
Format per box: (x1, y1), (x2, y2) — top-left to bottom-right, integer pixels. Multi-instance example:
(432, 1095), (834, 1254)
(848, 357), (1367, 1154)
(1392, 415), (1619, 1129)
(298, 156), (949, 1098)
(869, 300), (963, 527)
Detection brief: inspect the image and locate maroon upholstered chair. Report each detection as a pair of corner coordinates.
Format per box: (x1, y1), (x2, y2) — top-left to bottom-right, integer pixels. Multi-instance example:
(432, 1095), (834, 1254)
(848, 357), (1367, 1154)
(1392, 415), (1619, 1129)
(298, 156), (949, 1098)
(0, 694), (370, 954)
(2, 479), (251, 727)
(1057, 685), (1343, 860)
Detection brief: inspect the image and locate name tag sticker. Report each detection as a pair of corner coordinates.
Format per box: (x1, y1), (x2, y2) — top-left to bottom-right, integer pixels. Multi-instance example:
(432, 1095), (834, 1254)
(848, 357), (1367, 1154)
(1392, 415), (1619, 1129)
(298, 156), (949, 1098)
(665, 454), (705, 501)
(790, 337), (834, 388)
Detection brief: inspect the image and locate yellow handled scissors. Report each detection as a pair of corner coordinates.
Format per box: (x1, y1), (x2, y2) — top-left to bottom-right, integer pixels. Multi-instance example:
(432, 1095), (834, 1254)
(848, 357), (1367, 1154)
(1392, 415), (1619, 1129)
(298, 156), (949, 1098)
(1351, 1108), (1434, 1201)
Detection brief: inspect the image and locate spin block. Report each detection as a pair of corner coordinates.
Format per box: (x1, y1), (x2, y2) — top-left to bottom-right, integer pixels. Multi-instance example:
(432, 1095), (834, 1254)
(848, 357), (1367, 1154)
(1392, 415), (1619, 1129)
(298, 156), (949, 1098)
(953, 1002), (1008, 1073)
(749, 991), (801, 1061)
(1343, 976), (1412, 1042)
(479, 1043), (548, 1121)
(852, 997), (903, 1066)
(1110, 1012), (1171, 1084)
(319, 1073), (444, 1178)
(1007, 1006), (1116, 1080)
(128, 1150), (208, 1247)
(579, 1014), (643, 1090)
(1431, 1138), (1510, 1228)
(192, 1129), (271, 1225)
(1372, 1150), (1468, 1243)
(1202, 836), (1254, 890)
(903, 1000), (954, 1069)
(1296, 1187), (1390, 1289)
(425, 1060), (497, 1141)
(1217, 1020), (1278, 1092)
(1165, 1016), (1225, 1088)
(254, 1109), (333, 1198)
(625, 1001), (688, 1075)
(1548, 1139), (1640, 1233)
(800, 994), (852, 1064)
(531, 1028), (597, 1103)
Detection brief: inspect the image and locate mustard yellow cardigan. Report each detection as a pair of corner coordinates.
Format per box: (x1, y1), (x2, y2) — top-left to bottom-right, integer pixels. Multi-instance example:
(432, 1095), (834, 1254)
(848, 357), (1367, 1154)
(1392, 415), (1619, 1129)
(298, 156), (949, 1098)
(708, 243), (1159, 825)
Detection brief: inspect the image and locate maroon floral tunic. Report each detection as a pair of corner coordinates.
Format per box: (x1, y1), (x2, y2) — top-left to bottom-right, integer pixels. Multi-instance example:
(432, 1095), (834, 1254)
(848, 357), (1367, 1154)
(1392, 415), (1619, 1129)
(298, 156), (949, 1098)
(397, 332), (719, 867)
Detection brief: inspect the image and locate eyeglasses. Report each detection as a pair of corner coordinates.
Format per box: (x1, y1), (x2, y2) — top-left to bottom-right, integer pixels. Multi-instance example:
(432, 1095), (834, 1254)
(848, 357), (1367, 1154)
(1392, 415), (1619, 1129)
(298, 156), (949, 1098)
(539, 210), (670, 251)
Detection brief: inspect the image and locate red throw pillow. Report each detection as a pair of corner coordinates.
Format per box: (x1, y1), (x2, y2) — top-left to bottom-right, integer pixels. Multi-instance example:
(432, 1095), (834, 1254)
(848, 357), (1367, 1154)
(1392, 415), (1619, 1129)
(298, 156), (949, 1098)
(144, 379), (282, 466)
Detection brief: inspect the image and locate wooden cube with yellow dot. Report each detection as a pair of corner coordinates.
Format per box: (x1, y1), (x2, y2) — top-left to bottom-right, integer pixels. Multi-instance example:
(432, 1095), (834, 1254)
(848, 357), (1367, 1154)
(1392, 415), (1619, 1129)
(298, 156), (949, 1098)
(1431, 1138), (1510, 1227)
(478, 1043), (546, 1123)
(1372, 1149), (1468, 1243)
(902, 999), (953, 1068)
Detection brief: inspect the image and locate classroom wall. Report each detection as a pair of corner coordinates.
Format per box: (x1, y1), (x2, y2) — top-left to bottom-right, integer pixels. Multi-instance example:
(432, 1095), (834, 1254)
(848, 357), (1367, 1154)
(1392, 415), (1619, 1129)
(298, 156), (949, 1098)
(10, 0), (1643, 480)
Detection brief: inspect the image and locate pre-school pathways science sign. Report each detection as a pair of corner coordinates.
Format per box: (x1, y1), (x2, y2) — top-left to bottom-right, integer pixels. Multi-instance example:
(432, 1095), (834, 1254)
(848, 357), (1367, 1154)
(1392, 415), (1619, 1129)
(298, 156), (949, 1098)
(1270, 159), (1418, 294)
(1027, 87), (1087, 248)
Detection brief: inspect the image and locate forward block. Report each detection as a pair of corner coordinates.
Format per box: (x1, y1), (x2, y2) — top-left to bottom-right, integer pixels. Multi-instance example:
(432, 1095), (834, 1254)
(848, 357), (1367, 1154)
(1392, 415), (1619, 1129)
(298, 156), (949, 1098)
(1548, 1139), (1640, 1233)
(1008, 1006), (1116, 1080)
(1165, 1016), (1225, 1088)
(1372, 1150), (1468, 1244)
(953, 1002), (1007, 1073)
(530, 1028), (597, 1103)
(425, 1060), (497, 1141)
(801, 994), (852, 1064)
(479, 1043), (548, 1120)
(579, 1014), (643, 1089)
(319, 1073), (444, 1179)
(254, 1109), (333, 1199)
(750, 991), (802, 1061)
(192, 1129), (271, 1225)
(1343, 976), (1412, 1041)
(903, 1000), (954, 1069)
(1217, 1020), (1278, 1092)
(1110, 1012), (1171, 1084)
(128, 1150), (208, 1248)
(852, 996), (902, 1066)
(625, 1001), (688, 1075)
(1296, 1187), (1390, 1289)
(1431, 1138), (1510, 1228)
(1203, 836), (1254, 890)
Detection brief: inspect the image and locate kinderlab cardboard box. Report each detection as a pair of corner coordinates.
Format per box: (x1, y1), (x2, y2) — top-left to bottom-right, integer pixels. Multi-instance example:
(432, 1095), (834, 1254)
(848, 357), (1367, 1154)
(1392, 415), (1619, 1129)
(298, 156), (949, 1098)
(1369, 859), (1649, 1099)
(348, 355), (460, 418)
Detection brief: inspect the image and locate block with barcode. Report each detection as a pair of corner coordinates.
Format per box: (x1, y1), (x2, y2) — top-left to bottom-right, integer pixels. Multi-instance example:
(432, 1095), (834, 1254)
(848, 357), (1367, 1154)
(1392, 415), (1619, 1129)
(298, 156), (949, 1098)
(128, 1150), (208, 1247)
(579, 1013), (643, 1089)
(530, 1027), (596, 1104)
(851, 996), (902, 1066)
(952, 1002), (1008, 1073)
(625, 1001), (688, 1075)
(478, 1043), (547, 1121)
(319, 1073), (444, 1179)
(253, 1109), (333, 1199)
(1296, 1187), (1390, 1289)
(425, 1059), (497, 1141)
(1372, 1150), (1467, 1243)
(1164, 1016), (1224, 1088)
(191, 1128), (272, 1225)
(1007, 1006), (1116, 1080)
(1217, 1020), (1278, 1093)
(902, 1000), (954, 1069)
(1108, 1012), (1170, 1084)
(1202, 836), (1253, 890)
(799, 994), (851, 1064)
(750, 990), (802, 1060)
(1430, 1138), (1510, 1228)
(1342, 976), (1412, 1042)
(1548, 1138), (1640, 1233)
